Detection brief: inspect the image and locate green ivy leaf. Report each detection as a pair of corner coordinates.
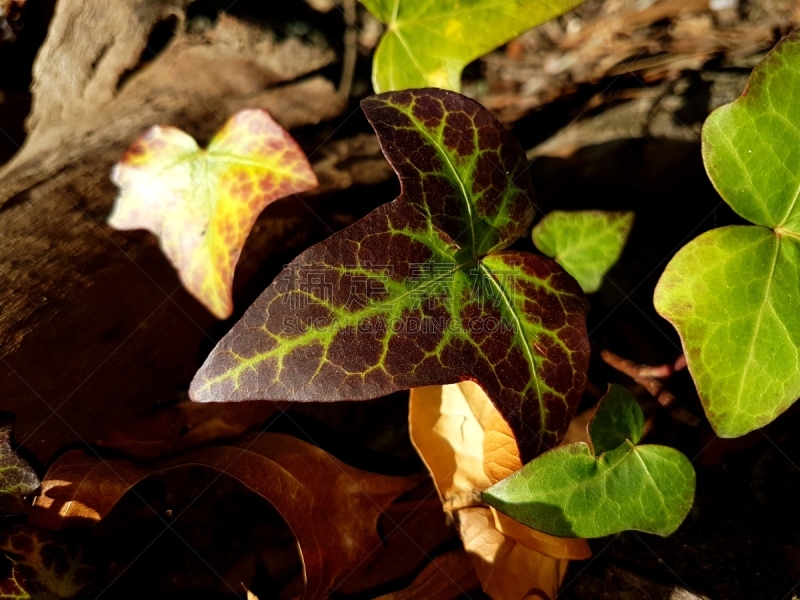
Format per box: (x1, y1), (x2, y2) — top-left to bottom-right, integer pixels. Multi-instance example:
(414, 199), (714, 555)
(191, 89), (591, 460)
(655, 32), (800, 437)
(360, 0), (583, 93)
(0, 425), (39, 516)
(588, 383), (643, 454)
(532, 211), (634, 293)
(483, 385), (696, 538)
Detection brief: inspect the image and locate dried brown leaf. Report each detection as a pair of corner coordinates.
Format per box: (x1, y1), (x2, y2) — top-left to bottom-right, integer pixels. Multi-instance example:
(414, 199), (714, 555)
(459, 506), (568, 600)
(335, 493), (459, 596)
(31, 433), (419, 600)
(374, 549), (480, 600)
(97, 400), (281, 459)
(409, 382), (591, 600)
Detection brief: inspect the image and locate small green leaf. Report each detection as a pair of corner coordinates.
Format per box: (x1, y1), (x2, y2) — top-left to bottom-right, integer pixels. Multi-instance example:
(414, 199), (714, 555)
(655, 32), (800, 437)
(532, 211), (634, 293)
(588, 383), (644, 455)
(0, 425), (39, 516)
(360, 0), (583, 93)
(191, 89), (591, 460)
(483, 386), (695, 538)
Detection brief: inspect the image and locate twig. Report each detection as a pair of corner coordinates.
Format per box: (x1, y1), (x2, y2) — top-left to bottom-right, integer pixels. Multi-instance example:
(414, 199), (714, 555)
(338, 0), (357, 97)
(600, 349), (699, 426)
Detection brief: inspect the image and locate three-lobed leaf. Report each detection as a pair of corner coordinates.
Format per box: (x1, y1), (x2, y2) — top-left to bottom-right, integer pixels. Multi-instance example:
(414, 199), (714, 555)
(109, 109), (318, 319)
(360, 0), (584, 93)
(190, 89), (591, 461)
(533, 211), (634, 293)
(483, 385), (696, 538)
(655, 32), (800, 437)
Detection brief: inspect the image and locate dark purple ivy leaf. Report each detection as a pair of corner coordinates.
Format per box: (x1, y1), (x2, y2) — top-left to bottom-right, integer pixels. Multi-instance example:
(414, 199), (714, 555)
(190, 89), (590, 460)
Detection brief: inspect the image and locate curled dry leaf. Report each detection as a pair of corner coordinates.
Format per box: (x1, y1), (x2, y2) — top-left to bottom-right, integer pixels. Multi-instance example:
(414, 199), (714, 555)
(336, 493), (461, 596)
(97, 400), (281, 459)
(409, 382), (590, 600)
(374, 549), (480, 600)
(459, 506), (569, 600)
(109, 109), (318, 319)
(30, 434), (419, 600)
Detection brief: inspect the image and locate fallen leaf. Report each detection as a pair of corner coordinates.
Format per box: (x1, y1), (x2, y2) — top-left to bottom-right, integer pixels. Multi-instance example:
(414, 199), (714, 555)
(0, 423), (39, 515)
(31, 434), (419, 600)
(409, 382), (590, 600)
(109, 109), (318, 319)
(484, 385), (696, 538)
(0, 525), (95, 599)
(191, 89), (591, 462)
(459, 506), (569, 600)
(97, 400), (281, 459)
(374, 549), (480, 600)
(359, 0), (584, 93)
(409, 382), (519, 511)
(335, 493), (460, 595)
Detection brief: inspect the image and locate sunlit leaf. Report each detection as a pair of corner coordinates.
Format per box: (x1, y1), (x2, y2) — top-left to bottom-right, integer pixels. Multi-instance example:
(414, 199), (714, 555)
(0, 424), (39, 516)
(31, 434), (419, 600)
(0, 525), (94, 599)
(484, 385), (696, 538)
(109, 109), (318, 319)
(410, 382), (590, 600)
(191, 89), (590, 461)
(655, 32), (800, 437)
(459, 506), (569, 600)
(359, 0), (583, 93)
(532, 211), (634, 293)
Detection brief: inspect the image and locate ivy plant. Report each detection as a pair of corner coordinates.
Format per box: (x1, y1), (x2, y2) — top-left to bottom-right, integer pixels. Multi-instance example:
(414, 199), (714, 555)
(655, 32), (800, 438)
(359, 0), (583, 93)
(483, 385), (696, 538)
(190, 88), (591, 460)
